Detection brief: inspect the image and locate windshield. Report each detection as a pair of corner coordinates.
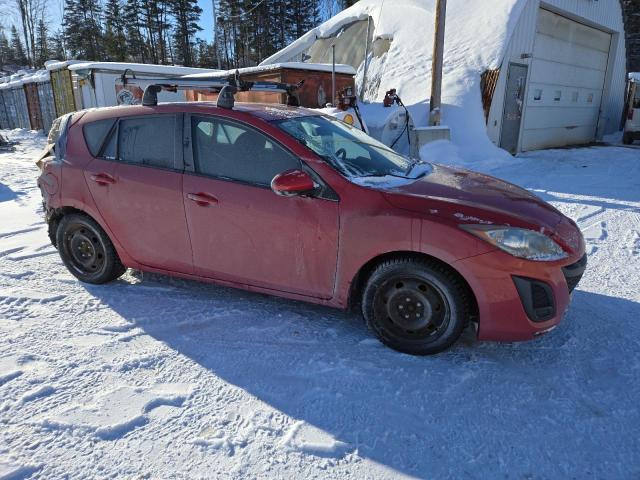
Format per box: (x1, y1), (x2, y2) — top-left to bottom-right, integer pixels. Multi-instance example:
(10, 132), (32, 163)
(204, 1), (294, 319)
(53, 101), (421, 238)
(273, 115), (426, 180)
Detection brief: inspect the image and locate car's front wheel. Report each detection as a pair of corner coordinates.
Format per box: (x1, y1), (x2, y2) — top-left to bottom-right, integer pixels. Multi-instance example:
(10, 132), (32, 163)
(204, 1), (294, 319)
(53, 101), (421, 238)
(56, 213), (126, 284)
(362, 258), (470, 355)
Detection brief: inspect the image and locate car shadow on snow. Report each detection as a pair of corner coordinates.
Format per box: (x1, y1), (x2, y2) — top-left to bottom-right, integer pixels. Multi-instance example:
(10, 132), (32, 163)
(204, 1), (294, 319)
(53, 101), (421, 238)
(0, 181), (18, 203)
(83, 273), (640, 478)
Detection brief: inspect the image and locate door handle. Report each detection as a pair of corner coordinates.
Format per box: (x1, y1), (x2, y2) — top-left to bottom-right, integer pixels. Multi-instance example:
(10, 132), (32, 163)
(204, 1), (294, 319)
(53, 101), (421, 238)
(187, 192), (219, 207)
(89, 173), (116, 186)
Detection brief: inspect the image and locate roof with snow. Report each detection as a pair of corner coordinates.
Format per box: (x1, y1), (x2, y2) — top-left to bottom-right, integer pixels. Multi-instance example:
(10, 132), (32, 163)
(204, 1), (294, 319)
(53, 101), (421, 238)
(45, 60), (85, 71)
(68, 62), (216, 76)
(182, 62), (356, 79)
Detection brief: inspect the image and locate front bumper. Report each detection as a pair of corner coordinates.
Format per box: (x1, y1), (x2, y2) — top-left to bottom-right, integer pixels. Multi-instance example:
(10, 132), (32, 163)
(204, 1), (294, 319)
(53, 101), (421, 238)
(454, 250), (587, 342)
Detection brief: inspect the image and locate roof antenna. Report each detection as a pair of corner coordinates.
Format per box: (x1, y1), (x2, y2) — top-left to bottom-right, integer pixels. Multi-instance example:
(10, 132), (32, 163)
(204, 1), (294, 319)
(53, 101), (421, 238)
(217, 85), (237, 109)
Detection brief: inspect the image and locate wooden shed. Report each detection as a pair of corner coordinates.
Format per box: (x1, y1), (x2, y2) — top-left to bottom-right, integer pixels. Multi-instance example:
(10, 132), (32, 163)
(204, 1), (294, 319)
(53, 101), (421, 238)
(182, 63), (357, 108)
(45, 60), (83, 117)
(23, 78), (44, 131)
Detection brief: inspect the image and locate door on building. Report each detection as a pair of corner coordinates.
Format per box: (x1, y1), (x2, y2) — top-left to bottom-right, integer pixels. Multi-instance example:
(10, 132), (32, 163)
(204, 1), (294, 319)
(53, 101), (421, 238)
(500, 63), (528, 154)
(520, 8), (612, 151)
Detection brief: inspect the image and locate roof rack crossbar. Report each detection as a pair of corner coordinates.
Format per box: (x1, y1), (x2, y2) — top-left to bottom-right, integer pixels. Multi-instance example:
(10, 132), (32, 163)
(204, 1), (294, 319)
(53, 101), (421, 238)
(131, 71), (304, 108)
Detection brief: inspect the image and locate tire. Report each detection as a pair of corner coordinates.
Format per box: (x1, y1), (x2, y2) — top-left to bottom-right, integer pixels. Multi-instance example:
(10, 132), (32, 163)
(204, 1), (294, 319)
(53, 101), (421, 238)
(362, 258), (469, 355)
(622, 132), (634, 145)
(56, 213), (126, 284)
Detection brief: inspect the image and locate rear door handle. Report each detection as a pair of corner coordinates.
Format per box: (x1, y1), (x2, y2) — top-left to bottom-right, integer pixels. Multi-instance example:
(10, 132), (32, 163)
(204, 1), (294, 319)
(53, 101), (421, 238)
(187, 192), (219, 207)
(89, 173), (116, 186)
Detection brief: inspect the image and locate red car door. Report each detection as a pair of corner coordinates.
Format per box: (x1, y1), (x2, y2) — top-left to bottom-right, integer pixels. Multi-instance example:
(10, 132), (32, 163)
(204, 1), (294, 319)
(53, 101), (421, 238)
(183, 115), (339, 298)
(85, 114), (193, 273)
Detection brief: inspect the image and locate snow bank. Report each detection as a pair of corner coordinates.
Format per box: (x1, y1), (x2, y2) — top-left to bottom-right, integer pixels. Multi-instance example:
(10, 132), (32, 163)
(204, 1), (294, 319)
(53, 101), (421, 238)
(263, 0), (528, 167)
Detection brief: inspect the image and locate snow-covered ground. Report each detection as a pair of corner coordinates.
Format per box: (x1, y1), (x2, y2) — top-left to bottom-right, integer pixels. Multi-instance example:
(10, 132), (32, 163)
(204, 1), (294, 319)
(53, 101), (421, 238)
(0, 129), (639, 479)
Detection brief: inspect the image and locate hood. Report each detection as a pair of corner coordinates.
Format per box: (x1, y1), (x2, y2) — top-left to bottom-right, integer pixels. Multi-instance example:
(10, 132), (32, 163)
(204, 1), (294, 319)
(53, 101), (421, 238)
(382, 163), (566, 232)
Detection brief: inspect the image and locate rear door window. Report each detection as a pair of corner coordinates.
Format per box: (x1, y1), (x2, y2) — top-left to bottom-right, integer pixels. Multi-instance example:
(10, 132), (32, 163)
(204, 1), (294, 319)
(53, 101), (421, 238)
(118, 115), (178, 169)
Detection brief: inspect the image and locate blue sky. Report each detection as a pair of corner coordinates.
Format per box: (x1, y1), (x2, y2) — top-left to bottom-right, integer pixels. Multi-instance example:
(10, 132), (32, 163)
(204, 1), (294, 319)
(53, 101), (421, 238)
(197, 0), (216, 42)
(41, 1), (221, 43)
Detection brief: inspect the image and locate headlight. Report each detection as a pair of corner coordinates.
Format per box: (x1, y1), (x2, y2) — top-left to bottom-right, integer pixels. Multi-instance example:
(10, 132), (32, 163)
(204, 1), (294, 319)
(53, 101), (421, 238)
(460, 225), (567, 261)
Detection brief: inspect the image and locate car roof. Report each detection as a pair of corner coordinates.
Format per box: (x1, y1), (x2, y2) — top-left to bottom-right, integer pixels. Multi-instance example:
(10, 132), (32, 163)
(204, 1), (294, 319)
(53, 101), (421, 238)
(77, 102), (320, 124)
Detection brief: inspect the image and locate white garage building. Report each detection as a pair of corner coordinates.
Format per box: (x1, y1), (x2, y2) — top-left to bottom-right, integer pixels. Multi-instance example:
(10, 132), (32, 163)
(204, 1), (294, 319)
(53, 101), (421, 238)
(487, 0), (628, 153)
(261, 0), (628, 154)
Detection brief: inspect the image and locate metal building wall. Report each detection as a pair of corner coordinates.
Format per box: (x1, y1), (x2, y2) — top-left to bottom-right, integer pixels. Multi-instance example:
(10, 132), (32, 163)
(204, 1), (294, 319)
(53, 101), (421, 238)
(1, 90), (17, 129)
(11, 88), (30, 129)
(487, 0), (627, 150)
(0, 91), (9, 129)
(37, 82), (56, 132)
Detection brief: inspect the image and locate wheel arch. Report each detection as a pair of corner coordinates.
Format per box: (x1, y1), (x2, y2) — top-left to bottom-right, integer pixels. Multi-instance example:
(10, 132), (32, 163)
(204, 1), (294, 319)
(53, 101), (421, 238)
(348, 251), (479, 322)
(46, 205), (135, 269)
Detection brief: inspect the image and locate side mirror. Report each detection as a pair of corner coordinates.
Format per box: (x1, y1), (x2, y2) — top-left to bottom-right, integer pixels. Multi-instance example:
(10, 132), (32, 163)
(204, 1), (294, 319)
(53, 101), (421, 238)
(271, 169), (316, 197)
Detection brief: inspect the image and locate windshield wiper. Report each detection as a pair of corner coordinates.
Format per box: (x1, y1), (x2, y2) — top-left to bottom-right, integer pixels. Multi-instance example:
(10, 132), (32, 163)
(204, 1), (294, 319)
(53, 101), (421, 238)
(405, 158), (427, 175)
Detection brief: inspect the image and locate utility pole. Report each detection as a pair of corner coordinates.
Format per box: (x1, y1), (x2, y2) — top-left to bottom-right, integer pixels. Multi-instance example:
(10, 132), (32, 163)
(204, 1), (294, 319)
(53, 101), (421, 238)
(429, 0), (447, 126)
(212, 0), (222, 70)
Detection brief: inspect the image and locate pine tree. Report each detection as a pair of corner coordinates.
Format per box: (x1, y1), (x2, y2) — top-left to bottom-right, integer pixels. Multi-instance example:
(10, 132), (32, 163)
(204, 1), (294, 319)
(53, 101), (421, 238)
(10, 25), (28, 66)
(169, 0), (202, 66)
(287, 0), (319, 41)
(195, 39), (218, 68)
(104, 0), (128, 61)
(49, 31), (66, 60)
(123, 0), (147, 62)
(63, 0), (105, 59)
(35, 18), (50, 67)
(0, 29), (14, 71)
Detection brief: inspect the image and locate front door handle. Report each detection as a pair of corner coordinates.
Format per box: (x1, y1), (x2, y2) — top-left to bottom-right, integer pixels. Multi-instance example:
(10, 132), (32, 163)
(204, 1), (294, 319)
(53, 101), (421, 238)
(187, 192), (219, 207)
(89, 173), (116, 186)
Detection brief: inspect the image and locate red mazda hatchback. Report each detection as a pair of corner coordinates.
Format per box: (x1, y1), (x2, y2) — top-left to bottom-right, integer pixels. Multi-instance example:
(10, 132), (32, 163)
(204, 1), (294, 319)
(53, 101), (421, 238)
(37, 102), (586, 355)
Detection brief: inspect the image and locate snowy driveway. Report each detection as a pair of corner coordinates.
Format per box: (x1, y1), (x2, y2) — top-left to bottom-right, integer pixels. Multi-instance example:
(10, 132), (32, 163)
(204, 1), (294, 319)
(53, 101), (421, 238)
(0, 130), (639, 479)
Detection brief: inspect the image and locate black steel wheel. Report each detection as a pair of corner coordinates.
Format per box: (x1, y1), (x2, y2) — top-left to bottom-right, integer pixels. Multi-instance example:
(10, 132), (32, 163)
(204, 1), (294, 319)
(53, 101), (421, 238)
(56, 213), (126, 284)
(362, 258), (469, 355)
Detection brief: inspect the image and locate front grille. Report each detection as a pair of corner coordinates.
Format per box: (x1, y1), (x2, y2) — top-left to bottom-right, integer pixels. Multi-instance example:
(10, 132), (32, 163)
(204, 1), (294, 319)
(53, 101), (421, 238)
(562, 254), (588, 293)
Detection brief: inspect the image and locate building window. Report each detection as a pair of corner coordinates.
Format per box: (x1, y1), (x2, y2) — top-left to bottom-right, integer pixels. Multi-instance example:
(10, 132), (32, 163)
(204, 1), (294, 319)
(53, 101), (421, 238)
(587, 93), (594, 103)
(571, 91), (579, 103)
(554, 91), (562, 102)
(533, 89), (543, 101)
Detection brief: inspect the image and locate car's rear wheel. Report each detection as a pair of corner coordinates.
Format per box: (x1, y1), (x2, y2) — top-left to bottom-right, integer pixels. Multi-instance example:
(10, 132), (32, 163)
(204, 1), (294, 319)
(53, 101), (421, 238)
(362, 258), (469, 355)
(622, 132), (634, 145)
(56, 213), (126, 284)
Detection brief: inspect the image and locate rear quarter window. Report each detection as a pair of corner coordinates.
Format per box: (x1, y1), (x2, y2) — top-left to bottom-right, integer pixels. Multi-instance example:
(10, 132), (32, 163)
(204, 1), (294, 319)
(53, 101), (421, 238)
(83, 119), (117, 157)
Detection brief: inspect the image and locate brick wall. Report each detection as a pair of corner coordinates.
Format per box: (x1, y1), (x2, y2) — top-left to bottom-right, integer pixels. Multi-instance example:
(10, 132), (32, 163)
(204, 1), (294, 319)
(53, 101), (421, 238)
(622, 0), (640, 72)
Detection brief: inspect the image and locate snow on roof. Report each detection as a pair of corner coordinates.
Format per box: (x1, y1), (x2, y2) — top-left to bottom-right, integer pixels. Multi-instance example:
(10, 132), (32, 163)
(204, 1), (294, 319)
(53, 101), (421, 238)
(182, 62), (356, 79)
(45, 60), (85, 71)
(630, 72), (640, 82)
(68, 61), (218, 76)
(261, 0), (527, 165)
(20, 70), (50, 84)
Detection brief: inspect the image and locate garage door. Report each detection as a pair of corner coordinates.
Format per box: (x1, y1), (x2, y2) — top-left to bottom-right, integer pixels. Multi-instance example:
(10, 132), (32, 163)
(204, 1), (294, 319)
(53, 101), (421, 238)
(520, 9), (611, 151)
